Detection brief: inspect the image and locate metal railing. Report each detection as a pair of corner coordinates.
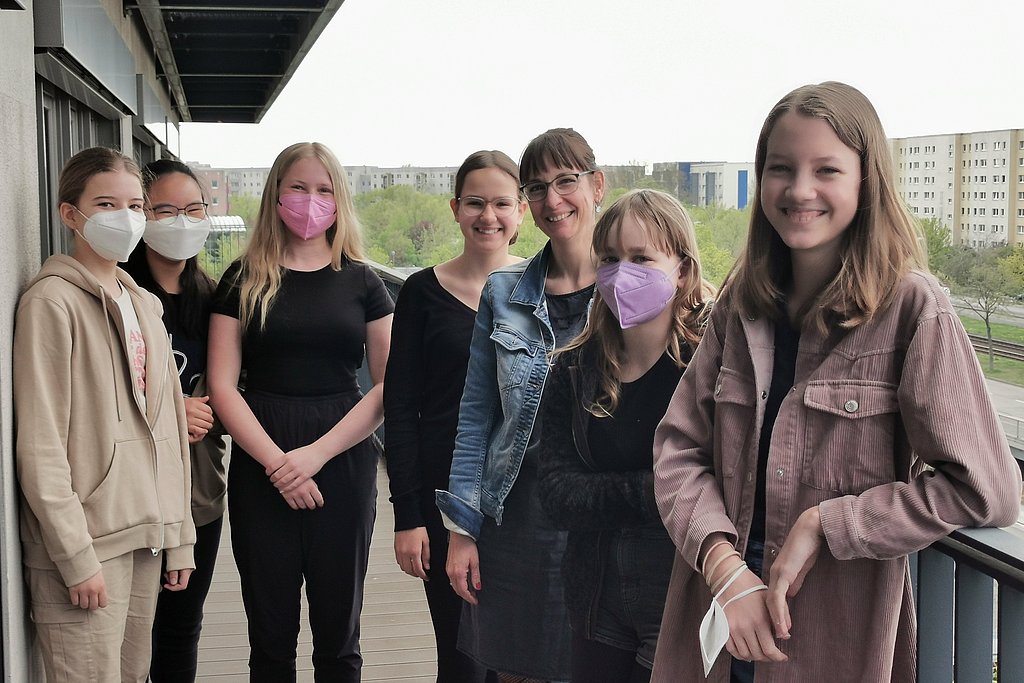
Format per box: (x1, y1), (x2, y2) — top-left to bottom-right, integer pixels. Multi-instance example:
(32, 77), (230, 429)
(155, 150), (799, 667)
(914, 431), (1024, 683)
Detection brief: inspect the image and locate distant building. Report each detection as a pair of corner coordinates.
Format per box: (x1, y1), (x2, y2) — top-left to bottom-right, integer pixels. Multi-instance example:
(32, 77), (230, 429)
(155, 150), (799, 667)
(190, 163), (461, 212)
(601, 164), (647, 190)
(652, 161), (755, 210)
(345, 165), (458, 195)
(891, 129), (1024, 248)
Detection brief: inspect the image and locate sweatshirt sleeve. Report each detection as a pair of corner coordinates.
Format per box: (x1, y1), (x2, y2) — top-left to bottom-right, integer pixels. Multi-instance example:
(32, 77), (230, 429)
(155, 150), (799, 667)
(14, 296), (101, 586)
(163, 342), (196, 572)
(538, 356), (661, 531)
(820, 305), (1023, 560)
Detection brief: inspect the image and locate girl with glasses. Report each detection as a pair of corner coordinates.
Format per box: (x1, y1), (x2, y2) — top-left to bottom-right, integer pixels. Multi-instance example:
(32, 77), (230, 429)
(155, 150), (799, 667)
(14, 147), (196, 682)
(438, 128), (605, 683)
(122, 159), (228, 681)
(207, 142), (393, 681)
(651, 82), (1022, 682)
(538, 189), (714, 683)
(384, 150), (526, 682)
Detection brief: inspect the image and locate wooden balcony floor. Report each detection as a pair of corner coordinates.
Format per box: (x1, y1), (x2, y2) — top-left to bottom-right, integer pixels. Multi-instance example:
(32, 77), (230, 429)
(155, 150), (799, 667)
(196, 463), (437, 681)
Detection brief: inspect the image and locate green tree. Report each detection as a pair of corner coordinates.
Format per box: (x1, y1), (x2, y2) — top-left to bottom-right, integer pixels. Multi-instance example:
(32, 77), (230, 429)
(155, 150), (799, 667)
(228, 195), (262, 228)
(919, 217), (953, 277)
(946, 246), (1024, 369)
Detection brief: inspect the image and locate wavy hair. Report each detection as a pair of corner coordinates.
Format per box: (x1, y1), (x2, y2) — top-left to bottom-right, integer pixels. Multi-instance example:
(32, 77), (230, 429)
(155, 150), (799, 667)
(723, 81), (925, 333)
(561, 189), (715, 416)
(234, 142), (364, 330)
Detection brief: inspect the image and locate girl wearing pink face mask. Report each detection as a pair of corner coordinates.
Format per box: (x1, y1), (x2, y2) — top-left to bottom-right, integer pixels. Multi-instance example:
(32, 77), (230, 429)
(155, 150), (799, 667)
(207, 142), (394, 681)
(537, 190), (714, 683)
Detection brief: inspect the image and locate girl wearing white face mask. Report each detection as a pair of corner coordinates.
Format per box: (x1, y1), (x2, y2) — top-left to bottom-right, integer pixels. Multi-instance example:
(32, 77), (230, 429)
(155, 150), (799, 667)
(122, 159), (227, 681)
(537, 190), (715, 683)
(14, 148), (196, 682)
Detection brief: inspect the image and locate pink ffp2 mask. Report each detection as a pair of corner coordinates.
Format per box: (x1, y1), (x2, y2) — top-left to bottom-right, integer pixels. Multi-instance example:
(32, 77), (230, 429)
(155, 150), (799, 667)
(277, 193), (337, 240)
(596, 260), (680, 329)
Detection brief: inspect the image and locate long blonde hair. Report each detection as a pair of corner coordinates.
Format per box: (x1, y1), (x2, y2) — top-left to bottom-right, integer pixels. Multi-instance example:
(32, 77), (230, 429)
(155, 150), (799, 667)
(235, 142), (364, 330)
(723, 81), (925, 333)
(562, 189), (715, 416)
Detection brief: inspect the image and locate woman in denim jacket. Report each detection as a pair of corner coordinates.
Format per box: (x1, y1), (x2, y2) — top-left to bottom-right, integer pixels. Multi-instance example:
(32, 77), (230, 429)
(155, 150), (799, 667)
(437, 128), (605, 682)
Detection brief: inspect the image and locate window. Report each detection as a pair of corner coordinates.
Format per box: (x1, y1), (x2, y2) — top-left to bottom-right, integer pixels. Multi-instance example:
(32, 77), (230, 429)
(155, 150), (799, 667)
(1018, 225), (1024, 235)
(211, 179), (219, 189)
(212, 197), (219, 205)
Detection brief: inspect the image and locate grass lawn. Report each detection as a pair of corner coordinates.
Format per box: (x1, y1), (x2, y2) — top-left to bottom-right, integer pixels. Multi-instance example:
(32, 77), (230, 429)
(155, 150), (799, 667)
(975, 352), (1024, 387)
(959, 315), (1024, 344)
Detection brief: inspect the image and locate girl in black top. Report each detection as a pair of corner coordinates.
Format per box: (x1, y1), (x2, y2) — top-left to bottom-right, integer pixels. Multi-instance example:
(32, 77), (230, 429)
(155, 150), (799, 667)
(538, 189), (714, 683)
(123, 159), (228, 682)
(207, 142), (393, 682)
(383, 150), (525, 682)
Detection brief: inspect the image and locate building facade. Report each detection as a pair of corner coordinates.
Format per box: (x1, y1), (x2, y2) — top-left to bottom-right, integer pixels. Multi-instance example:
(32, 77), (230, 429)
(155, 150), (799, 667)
(652, 161), (755, 210)
(892, 130), (1024, 248)
(0, 0), (340, 676)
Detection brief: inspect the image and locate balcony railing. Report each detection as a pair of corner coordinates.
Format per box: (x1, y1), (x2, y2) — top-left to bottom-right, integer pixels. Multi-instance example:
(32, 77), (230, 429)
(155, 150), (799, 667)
(914, 444), (1024, 683)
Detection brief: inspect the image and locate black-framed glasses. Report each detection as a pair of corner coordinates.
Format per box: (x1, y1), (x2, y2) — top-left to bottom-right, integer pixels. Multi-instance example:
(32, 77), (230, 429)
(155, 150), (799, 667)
(457, 195), (521, 217)
(520, 171), (595, 202)
(148, 202), (209, 224)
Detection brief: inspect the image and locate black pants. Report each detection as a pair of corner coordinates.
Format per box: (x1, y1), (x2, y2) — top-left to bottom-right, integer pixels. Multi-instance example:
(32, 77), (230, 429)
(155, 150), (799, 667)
(570, 631), (651, 683)
(421, 513), (488, 683)
(230, 390), (377, 683)
(150, 515), (224, 682)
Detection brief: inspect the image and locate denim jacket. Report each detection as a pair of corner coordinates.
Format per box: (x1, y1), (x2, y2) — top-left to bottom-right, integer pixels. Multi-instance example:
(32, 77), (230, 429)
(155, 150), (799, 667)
(435, 244), (556, 539)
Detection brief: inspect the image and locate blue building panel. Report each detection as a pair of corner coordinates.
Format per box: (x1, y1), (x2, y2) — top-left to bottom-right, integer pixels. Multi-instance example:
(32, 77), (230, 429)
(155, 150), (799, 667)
(737, 169), (748, 209)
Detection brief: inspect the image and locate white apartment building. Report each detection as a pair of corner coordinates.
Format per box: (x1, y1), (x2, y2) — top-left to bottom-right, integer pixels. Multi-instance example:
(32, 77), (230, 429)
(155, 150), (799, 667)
(686, 162), (755, 210)
(892, 129), (1024, 248)
(345, 166), (457, 195)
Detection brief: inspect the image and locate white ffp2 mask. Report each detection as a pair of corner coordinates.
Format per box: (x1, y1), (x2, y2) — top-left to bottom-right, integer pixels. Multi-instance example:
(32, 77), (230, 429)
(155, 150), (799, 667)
(698, 564), (768, 677)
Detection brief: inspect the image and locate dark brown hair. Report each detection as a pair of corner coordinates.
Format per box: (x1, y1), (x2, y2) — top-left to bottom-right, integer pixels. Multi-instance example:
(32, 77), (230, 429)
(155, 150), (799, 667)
(519, 128), (597, 183)
(454, 150), (521, 198)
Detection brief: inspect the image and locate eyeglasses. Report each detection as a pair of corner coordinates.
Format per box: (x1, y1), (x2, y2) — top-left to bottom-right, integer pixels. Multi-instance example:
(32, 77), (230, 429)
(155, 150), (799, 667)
(457, 195), (521, 217)
(520, 171), (595, 202)
(148, 202), (209, 224)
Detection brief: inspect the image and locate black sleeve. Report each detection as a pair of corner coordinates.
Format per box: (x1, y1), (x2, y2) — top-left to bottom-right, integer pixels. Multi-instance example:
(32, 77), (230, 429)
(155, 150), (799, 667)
(538, 355), (662, 532)
(383, 273), (427, 530)
(361, 264), (395, 322)
(210, 261), (243, 319)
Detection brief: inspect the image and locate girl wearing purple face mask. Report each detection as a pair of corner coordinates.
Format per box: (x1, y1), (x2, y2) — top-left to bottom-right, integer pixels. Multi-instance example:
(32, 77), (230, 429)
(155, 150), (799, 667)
(207, 142), (394, 682)
(537, 189), (714, 683)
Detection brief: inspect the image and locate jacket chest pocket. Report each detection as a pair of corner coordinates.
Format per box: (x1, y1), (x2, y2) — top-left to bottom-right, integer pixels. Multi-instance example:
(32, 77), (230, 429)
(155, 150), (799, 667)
(800, 381), (898, 493)
(491, 325), (541, 394)
(713, 367), (756, 477)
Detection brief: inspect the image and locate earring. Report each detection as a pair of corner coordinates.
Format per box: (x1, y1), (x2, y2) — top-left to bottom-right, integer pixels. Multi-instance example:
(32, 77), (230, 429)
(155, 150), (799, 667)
(595, 205), (602, 214)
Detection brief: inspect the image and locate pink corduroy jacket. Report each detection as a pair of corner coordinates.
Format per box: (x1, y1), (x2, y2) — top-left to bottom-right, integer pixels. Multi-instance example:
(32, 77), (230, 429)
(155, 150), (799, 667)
(652, 270), (1022, 682)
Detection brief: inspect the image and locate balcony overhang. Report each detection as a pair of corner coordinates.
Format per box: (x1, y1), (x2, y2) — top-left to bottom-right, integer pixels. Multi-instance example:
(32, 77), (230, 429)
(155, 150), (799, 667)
(129, 0), (343, 123)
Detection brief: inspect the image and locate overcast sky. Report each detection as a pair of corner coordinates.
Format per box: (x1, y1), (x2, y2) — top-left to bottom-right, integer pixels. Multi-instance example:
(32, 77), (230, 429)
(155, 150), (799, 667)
(179, 0), (1024, 170)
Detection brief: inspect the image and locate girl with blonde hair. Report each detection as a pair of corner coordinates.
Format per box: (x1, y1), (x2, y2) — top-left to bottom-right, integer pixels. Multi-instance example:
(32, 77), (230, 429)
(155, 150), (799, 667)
(208, 142), (393, 681)
(538, 189), (713, 683)
(651, 82), (1022, 682)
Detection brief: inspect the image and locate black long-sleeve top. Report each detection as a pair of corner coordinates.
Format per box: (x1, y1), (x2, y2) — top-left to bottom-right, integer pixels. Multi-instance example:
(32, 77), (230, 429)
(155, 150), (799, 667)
(383, 268), (477, 531)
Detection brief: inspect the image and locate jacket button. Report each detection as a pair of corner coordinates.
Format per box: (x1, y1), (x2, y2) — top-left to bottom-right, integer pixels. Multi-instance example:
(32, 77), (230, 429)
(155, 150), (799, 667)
(776, 468), (784, 477)
(769, 547), (778, 557)
(844, 399), (859, 413)
(760, 390), (768, 400)
(715, 383), (722, 396)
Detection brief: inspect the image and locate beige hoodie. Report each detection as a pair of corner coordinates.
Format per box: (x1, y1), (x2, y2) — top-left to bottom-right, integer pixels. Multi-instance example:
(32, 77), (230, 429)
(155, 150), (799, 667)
(14, 255), (195, 587)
